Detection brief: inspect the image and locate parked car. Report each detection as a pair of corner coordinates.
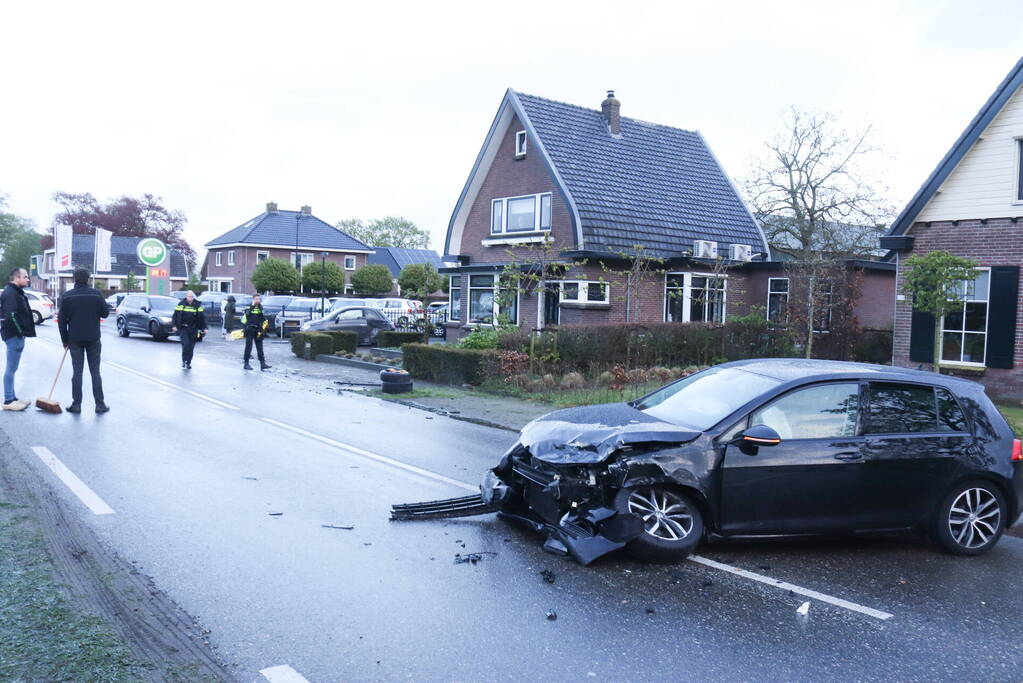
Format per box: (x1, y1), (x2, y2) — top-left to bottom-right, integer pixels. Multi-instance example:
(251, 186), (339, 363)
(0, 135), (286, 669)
(116, 294), (179, 341)
(172, 291), (189, 301)
(427, 303), (448, 338)
(328, 297), (368, 312)
(300, 306), (395, 345)
(24, 290), (55, 325)
(365, 298), (424, 329)
(275, 297), (328, 337)
(259, 295), (297, 335)
(106, 292), (129, 311)
(221, 294), (252, 315)
(463, 359), (1022, 566)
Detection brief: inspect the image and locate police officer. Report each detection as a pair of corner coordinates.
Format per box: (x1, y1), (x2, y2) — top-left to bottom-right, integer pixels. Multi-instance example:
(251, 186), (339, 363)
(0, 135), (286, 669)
(241, 294), (272, 371)
(171, 290), (207, 369)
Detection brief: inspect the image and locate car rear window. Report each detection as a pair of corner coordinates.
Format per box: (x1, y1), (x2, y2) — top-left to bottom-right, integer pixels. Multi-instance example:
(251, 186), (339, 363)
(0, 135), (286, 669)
(867, 382), (966, 434)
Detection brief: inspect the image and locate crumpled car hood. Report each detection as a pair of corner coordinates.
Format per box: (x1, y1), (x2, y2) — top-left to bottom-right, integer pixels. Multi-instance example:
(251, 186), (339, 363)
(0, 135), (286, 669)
(519, 402), (700, 465)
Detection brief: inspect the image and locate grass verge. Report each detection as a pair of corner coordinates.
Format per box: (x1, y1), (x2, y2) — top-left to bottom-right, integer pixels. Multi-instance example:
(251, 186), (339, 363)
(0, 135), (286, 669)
(366, 386), (468, 401)
(997, 403), (1023, 435)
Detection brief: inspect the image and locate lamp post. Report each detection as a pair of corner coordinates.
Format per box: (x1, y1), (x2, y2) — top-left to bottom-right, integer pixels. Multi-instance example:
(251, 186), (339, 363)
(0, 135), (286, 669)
(320, 251), (328, 317)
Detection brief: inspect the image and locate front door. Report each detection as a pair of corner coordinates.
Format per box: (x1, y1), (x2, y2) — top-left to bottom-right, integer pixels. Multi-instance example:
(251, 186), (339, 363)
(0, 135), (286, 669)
(719, 382), (865, 534)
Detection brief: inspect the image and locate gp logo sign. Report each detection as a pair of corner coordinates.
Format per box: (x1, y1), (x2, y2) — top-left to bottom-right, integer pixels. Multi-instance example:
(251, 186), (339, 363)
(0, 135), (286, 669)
(137, 238), (168, 267)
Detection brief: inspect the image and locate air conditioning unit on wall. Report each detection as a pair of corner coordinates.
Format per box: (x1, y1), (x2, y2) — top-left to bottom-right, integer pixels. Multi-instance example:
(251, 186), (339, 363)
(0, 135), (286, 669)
(693, 240), (718, 259)
(729, 244), (752, 262)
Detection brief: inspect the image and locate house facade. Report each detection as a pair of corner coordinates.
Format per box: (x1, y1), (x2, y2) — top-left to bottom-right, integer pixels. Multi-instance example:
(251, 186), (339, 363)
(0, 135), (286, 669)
(442, 89), (894, 338)
(881, 56), (1023, 400)
(203, 203), (373, 295)
(33, 234), (188, 295)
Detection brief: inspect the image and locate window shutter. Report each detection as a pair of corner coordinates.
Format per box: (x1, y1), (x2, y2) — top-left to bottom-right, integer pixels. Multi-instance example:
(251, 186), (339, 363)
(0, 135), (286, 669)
(908, 310), (935, 363)
(986, 266), (1019, 369)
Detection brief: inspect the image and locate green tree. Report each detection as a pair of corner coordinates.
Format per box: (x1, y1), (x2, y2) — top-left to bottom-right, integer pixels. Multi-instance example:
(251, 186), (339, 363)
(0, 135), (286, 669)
(252, 257), (300, 294)
(125, 270), (139, 292)
(0, 229), (43, 282)
(336, 216), (430, 249)
(901, 250), (979, 372)
(182, 271), (206, 293)
(301, 260), (345, 294)
(350, 264), (393, 295)
(397, 263), (444, 339)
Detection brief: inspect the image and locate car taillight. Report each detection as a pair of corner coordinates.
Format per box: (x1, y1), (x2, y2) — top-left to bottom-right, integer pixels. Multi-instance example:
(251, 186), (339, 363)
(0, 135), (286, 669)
(1013, 439), (1022, 461)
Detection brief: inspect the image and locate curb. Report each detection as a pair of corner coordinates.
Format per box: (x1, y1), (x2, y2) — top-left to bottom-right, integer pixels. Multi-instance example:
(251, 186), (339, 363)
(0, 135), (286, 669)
(316, 354), (395, 371)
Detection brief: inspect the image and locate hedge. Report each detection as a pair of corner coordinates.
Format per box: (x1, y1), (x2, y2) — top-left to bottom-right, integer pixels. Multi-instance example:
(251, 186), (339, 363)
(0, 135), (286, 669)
(290, 332), (335, 357)
(376, 331), (423, 348)
(321, 330), (358, 354)
(402, 343), (497, 385)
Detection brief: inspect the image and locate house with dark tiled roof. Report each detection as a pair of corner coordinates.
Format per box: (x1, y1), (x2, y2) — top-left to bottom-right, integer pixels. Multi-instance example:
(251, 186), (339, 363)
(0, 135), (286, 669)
(443, 89), (781, 336)
(880, 56), (1023, 400)
(34, 235), (188, 295)
(368, 247), (447, 297)
(203, 203), (374, 294)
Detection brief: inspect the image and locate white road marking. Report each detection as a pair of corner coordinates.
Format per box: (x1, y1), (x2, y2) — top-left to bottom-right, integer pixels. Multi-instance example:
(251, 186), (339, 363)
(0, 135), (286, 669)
(687, 555), (894, 620)
(259, 417), (478, 492)
(31, 446), (115, 515)
(105, 360), (239, 410)
(260, 664), (311, 683)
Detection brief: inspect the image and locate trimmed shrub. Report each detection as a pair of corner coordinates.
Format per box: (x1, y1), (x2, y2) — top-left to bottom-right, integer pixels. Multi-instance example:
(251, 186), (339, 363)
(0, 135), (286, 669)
(402, 343), (498, 385)
(290, 332), (334, 358)
(560, 372), (585, 390)
(321, 330), (358, 354)
(457, 326), (510, 350)
(376, 331), (423, 348)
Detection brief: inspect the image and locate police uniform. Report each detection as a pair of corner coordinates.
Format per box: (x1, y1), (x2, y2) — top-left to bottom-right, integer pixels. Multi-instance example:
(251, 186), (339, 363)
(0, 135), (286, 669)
(172, 299), (207, 368)
(241, 303), (271, 370)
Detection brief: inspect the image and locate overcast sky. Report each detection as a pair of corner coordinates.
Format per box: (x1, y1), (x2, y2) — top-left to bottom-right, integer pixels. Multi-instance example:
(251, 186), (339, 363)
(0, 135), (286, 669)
(2, 0), (1021, 262)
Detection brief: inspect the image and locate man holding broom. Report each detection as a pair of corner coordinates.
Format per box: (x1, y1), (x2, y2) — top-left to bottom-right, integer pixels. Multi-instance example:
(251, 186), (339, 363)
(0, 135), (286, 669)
(1, 267), (35, 411)
(58, 267), (110, 414)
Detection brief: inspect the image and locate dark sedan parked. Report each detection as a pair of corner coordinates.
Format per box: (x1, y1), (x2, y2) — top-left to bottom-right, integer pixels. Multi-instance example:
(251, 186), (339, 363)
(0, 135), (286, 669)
(300, 306), (394, 345)
(398, 359), (1023, 565)
(116, 294), (179, 341)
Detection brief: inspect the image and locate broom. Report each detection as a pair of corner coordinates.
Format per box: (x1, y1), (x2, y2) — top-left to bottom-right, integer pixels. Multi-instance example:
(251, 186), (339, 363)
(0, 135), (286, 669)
(36, 347), (68, 414)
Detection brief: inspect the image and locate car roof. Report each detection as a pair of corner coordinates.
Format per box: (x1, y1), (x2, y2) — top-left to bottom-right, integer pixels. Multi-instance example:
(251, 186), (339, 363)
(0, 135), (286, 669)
(719, 358), (980, 390)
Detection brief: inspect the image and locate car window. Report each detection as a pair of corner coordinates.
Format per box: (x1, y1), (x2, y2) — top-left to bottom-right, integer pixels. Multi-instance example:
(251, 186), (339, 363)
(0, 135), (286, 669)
(150, 298), (176, 312)
(936, 388), (968, 432)
(750, 382), (860, 440)
(367, 309), (385, 320)
(338, 309), (363, 320)
(125, 295), (143, 308)
(867, 382), (941, 434)
(634, 366), (782, 431)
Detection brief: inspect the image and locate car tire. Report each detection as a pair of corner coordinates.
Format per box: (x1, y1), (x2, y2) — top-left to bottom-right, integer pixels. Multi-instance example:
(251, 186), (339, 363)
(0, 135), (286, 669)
(614, 486), (704, 563)
(32, 310), (43, 325)
(117, 318), (130, 337)
(931, 480), (1006, 556)
(380, 368), (412, 385)
(149, 321), (166, 341)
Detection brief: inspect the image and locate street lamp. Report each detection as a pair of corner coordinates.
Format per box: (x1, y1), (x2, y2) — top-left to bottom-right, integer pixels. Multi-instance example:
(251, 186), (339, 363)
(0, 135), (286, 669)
(320, 251), (328, 317)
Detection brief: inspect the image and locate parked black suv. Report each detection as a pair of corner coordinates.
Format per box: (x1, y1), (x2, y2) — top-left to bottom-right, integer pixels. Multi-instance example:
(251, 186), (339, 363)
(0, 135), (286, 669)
(116, 294), (179, 341)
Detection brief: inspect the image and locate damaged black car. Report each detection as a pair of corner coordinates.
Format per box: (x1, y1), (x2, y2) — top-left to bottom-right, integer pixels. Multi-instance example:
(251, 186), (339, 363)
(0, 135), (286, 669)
(394, 359), (1023, 565)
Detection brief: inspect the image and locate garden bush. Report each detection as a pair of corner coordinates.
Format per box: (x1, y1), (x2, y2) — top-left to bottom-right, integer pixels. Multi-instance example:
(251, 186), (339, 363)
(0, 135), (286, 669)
(402, 343), (499, 385)
(376, 331), (423, 348)
(290, 331), (335, 358)
(321, 330), (358, 354)
(457, 326), (511, 350)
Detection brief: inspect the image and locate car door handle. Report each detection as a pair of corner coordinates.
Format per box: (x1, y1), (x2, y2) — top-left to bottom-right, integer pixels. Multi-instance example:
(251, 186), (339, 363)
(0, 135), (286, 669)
(834, 452), (863, 461)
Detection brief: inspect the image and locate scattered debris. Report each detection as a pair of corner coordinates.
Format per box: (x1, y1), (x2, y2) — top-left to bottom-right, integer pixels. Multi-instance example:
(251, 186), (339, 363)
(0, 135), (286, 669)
(701, 580), (714, 588)
(757, 564), (771, 571)
(241, 477), (258, 481)
(454, 551), (497, 565)
(796, 601), (810, 616)
(322, 524), (355, 530)
(645, 607), (656, 615)
(897, 577), (908, 585)
(268, 512), (283, 517)
(546, 610), (557, 621)
(540, 569), (556, 584)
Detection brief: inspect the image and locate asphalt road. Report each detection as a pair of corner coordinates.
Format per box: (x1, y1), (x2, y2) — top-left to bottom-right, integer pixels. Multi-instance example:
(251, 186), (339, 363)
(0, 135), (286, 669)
(2, 320), (1022, 681)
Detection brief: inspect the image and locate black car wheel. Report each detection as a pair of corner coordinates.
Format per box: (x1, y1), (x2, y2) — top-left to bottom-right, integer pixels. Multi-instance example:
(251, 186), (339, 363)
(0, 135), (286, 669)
(149, 321), (166, 342)
(117, 317), (130, 337)
(32, 310), (43, 325)
(932, 480), (1006, 556)
(614, 486), (703, 563)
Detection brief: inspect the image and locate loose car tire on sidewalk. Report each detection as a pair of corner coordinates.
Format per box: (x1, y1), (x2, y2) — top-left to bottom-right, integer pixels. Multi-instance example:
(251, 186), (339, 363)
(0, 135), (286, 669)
(379, 369), (412, 385)
(614, 486), (703, 563)
(931, 480), (1006, 556)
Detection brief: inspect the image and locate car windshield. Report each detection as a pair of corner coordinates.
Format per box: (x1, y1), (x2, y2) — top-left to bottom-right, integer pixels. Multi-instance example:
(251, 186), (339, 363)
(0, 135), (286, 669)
(287, 300), (319, 312)
(331, 299), (366, 310)
(149, 298), (177, 312)
(632, 366), (782, 431)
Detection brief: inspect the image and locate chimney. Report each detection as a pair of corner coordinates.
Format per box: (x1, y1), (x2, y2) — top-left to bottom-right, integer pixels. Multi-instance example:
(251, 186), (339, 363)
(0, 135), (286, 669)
(300, 205), (312, 215)
(601, 90), (621, 137)
(266, 201), (278, 213)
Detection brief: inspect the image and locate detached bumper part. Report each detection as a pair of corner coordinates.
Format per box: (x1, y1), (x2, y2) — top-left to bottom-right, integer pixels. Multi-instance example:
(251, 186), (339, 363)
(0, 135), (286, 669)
(499, 505), (643, 566)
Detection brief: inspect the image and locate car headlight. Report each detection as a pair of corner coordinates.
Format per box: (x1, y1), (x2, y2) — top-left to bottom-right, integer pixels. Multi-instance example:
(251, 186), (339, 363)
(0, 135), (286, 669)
(160, 316), (172, 323)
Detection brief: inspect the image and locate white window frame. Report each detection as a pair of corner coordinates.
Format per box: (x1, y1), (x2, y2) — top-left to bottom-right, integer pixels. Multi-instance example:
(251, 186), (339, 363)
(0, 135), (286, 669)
(767, 277), (790, 323)
(256, 250), (270, 263)
(448, 275), (461, 323)
(463, 274), (520, 326)
(514, 130), (527, 158)
(227, 250), (235, 266)
(490, 192), (552, 235)
(939, 267), (991, 367)
(291, 252), (314, 272)
(344, 255), (356, 270)
(664, 272), (728, 323)
(215, 251), (222, 267)
(555, 279), (610, 305)
(1015, 137), (1023, 204)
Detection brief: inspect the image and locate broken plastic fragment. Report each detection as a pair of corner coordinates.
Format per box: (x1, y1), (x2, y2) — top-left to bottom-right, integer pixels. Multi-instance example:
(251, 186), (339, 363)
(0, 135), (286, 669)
(540, 569), (556, 584)
(796, 601), (810, 616)
(546, 610), (557, 621)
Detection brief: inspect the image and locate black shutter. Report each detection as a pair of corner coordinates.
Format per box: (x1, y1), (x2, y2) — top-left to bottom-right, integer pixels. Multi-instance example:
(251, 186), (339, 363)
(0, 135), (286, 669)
(909, 310), (936, 363)
(986, 266), (1019, 369)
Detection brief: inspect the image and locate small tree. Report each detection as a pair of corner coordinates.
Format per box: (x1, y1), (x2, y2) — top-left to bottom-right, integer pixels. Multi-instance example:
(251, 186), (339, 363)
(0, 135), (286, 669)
(398, 263), (444, 339)
(252, 257), (300, 294)
(183, 272), (206, 294)
(351, 264), (393, 295)
(301, 261), (345, 294)
(902, 250), (979, 373)
(125, 270), (138, 292)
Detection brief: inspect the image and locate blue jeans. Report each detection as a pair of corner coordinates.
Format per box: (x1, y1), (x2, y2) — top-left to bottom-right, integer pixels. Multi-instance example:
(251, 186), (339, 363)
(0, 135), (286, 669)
(4, 336), (25, 403)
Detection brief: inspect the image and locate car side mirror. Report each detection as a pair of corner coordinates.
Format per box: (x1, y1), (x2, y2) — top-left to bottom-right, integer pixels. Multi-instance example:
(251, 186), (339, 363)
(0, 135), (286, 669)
(739, 424), (782, 446)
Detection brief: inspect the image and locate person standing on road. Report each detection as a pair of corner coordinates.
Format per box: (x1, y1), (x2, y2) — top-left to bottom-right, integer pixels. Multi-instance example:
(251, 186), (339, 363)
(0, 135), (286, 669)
(222, 295), (237, 339)
(241, 294), (272, 371)
(1, 267), (35, 411)
(171, 291), (207, 370)
(58, 267), (110, 414)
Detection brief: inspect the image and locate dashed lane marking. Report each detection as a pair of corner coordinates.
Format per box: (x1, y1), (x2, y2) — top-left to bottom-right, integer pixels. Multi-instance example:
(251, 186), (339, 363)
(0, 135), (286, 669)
(260, 664), (311, 683)
(31, 446), (115, 515)
(259, 417), (478, 493)
(105, 360), (239, 410)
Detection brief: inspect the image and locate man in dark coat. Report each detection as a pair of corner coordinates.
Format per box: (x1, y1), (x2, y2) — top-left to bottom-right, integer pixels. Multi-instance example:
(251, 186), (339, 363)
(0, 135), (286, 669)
(241, 294), (272, 371)
(171, 291), (207, 369)
(58, 267), (110, 413)
(223, 295), (237, 338)
(1, 267), (35, 411)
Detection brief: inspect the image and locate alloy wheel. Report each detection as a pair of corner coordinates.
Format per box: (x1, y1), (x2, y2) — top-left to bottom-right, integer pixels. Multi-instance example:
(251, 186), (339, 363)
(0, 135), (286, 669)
(948, 487), (1001, 550)
(628, 487), (694, 541)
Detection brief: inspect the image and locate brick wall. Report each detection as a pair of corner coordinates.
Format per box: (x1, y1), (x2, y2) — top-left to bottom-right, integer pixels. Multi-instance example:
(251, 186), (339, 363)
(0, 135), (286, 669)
(205, 247), (369, 295)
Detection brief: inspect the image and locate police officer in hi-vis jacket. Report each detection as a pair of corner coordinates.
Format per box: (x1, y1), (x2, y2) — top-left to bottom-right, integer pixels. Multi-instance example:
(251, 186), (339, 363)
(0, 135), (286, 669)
(171, 291), (208, 369)
(241, 294), (271, 371)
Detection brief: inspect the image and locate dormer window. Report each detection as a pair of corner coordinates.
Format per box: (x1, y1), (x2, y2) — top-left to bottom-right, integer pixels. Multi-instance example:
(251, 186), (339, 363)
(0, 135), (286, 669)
(491, 193), (552, 234)
(514, 130), (527, 158)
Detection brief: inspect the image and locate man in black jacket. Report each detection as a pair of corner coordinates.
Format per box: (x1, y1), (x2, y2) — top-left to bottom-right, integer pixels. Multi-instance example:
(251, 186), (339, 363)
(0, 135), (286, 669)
(58, 268), (110, 413)
(171, 291), (207, 369)
(1, 267), (35, 411)
(241, 294), (272, 371)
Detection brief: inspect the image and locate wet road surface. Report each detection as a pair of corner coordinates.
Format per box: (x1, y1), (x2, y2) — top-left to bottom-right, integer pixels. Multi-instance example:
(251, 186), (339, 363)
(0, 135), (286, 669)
(2, 322), (1022, 681)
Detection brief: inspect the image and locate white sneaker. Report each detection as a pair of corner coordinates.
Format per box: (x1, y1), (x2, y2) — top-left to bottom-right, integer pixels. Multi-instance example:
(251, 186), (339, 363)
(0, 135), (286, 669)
(3, 400), (28, 411)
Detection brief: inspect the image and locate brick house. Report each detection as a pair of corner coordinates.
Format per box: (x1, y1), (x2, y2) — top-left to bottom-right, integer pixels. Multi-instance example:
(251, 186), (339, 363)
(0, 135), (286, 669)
(442, 89), (893, 339)
(203, 203), (373, 295)
(33, 234), (188, 295)
(880, 56), (1023, 400)
(367, 247), (446, 297)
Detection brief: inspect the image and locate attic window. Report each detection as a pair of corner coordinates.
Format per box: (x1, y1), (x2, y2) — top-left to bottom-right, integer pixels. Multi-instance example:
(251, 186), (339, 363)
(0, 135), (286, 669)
(491, 193), (552, 234)
(1016, 138), (1023, 201)
(514, 130), (527, 158)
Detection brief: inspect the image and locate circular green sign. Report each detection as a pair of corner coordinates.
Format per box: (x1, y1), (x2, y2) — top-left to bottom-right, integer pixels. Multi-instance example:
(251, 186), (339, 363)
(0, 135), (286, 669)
(137, 238), (168, 267)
